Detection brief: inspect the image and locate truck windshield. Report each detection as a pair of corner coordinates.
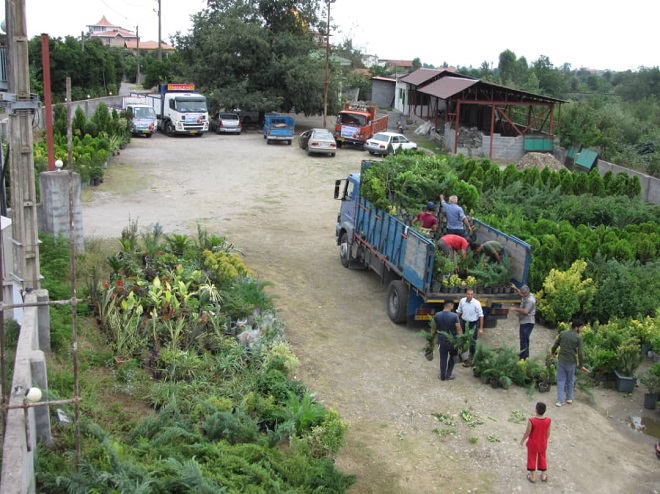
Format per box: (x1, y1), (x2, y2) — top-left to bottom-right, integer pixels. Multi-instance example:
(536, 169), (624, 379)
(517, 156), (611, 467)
(175, 98), (208, 112)
(134, 107), (156, 119)
(337, 113), (367, 126)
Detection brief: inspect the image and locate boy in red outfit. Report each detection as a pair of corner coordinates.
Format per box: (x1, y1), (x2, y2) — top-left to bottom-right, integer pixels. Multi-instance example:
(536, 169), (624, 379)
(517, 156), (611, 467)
(520, 402), (551, 483)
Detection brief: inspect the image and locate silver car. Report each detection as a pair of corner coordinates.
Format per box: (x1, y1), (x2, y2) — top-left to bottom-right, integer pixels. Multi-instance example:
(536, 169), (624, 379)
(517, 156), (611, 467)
(364, 132), (417, 155)
(299, 128), (337, 156)
(210, 112), (242, 134)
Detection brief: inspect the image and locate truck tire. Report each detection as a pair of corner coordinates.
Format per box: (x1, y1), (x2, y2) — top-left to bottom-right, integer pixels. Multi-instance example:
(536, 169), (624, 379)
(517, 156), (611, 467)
(165, 121), (175, 137)
(288, 140), (292, 145)
(339, 232), (352, 268)
(146, 133), (153, 138)
(387, 280), (408, 324)
(336, 141), (343, 148)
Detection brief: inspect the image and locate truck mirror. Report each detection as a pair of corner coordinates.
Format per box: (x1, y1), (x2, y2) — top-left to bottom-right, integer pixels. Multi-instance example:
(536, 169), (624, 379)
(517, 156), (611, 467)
(334, 179), (343, 200)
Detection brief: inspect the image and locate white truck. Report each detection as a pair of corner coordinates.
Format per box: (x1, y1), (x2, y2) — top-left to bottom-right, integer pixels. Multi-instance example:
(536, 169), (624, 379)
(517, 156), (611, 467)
(123, 96), (158, 137)
(146, 83), (209, 137)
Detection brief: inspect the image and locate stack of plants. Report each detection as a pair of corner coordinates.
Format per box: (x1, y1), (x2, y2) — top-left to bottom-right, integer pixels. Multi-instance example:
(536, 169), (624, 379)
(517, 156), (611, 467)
(471, 342), (546, 391)
(35, 224), (355, 492)
(33, 103), (131, 185)
(361, 156), (518, 289)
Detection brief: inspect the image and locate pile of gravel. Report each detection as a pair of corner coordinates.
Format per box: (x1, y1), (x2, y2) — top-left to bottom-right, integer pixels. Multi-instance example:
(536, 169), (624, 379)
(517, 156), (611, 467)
(517, 152), (566, 172)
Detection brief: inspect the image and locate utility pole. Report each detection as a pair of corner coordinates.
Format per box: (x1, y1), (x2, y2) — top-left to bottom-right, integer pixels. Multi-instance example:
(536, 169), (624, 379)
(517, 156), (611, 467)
(5, 0), (42, 293)
(323, 0), (335, 129)
(136, 25), (140, 84)
(157, 0), (162, 62)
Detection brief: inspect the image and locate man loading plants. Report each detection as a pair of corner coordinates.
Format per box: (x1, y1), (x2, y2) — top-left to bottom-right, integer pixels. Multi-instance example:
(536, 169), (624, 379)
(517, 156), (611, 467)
(550, 317), (589, 407)
(412, 202), (439, 238)
(456, 289), (484, 366)
(437, 234), (469, 261)
(439, 193), (472, 237)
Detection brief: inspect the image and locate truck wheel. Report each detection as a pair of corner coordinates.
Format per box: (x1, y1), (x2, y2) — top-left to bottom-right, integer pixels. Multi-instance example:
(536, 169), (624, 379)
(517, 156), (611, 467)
(146, 133), (153, 138)
(387, 280), (408, 324)
(339, 232), (352, 268)
(336, 141), (343, 148)
(288, 140), (292, 145)
(165, 121), (175, 137)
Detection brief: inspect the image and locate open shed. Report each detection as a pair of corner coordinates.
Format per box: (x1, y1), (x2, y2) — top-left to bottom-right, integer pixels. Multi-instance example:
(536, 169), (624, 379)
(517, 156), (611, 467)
(400, 69), (565, 162)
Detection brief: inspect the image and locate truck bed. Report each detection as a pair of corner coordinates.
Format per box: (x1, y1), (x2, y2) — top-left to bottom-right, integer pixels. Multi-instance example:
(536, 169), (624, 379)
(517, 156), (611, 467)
(353, 196), (531, 323)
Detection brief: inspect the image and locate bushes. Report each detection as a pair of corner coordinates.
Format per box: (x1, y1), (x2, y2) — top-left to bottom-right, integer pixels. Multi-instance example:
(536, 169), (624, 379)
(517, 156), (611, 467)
(536, 260), (595, 326)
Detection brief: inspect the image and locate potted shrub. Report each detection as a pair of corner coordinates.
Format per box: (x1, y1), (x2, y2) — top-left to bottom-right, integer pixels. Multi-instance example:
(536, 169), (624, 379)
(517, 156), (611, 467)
(614, 338), (643, 393)
(639, 363), (660, 409)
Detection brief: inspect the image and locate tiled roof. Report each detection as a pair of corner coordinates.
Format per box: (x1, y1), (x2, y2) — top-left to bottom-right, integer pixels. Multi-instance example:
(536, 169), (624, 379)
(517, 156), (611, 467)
(125, 40), (175, 51)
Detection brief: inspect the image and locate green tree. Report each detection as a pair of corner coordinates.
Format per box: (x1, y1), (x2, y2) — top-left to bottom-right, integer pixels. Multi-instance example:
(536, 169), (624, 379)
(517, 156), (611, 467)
(174, 0), (328, 115)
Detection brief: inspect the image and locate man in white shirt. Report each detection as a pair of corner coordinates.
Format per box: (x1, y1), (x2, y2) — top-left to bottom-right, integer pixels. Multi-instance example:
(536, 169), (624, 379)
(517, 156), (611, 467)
(456, 289), (484, 366)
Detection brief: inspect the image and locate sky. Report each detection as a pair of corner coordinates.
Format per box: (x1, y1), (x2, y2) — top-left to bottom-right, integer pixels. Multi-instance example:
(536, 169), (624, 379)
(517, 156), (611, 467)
(1, 0), (657, 72)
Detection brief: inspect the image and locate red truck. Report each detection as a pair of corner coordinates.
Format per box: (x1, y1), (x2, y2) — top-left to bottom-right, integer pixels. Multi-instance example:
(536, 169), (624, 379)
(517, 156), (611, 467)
(334, 103), (389, 148)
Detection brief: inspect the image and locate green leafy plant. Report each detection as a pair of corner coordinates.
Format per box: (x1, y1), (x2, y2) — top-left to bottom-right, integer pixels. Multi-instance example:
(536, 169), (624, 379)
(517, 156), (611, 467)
(640, 363), (660, 395)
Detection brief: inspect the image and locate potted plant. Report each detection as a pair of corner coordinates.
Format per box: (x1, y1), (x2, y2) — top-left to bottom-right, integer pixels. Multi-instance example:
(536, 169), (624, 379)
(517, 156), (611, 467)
(614, 338), (643, 392)
(639, 363), (660, 409)
(453, 327), (474, 362)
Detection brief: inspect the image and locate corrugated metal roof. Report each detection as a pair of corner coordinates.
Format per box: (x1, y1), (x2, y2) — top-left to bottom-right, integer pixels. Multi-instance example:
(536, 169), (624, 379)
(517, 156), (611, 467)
(400, 68), (442, 86)
(418, 77), (479, 99)
(372, 76), (396, 82)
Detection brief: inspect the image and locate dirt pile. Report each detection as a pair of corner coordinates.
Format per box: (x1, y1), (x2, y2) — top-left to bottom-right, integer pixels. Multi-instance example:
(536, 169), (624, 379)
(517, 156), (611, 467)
(517, 152), (566, 171)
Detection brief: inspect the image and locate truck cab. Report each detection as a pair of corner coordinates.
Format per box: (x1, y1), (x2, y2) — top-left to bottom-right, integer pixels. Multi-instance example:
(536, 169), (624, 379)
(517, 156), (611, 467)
(125, 104), (157, 137)
(148, 83), (209, 136)
(334, 103), (388, 147)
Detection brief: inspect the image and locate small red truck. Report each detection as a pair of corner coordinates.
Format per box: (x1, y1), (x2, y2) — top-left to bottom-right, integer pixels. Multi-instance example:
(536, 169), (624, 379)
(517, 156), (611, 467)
(334, 103), (388, 148)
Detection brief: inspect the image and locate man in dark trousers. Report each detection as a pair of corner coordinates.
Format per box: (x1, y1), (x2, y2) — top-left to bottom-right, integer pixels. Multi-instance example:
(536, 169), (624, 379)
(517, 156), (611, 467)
(510, 284), (536, 360)
(433, 300), (463, 381)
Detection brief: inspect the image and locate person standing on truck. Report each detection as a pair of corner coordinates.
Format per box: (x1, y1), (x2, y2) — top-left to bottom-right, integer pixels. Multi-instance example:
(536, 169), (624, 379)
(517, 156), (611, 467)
(471, 240), (505, 264)
(510, 284), (537, 360)
(433, 300), (463, 381)
(412, 202), (439, 238)
(437, 234), (469, 260)
(456, 289), (484, 366)
(439, 194), (472, 237)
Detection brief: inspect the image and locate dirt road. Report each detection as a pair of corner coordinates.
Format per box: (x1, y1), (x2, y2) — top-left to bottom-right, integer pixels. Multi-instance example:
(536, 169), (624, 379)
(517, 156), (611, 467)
(82, 117), (659, 493)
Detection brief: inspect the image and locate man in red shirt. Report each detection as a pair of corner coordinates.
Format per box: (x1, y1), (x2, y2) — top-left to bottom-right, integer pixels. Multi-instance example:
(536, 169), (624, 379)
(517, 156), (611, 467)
(412, 202), (438, 237)
(437, 234), (469, 260)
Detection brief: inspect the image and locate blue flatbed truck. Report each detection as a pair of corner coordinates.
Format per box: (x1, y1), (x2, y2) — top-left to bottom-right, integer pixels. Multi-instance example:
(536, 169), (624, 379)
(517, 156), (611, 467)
(334, 161), (532, 326)
(263, 114), (295, 145)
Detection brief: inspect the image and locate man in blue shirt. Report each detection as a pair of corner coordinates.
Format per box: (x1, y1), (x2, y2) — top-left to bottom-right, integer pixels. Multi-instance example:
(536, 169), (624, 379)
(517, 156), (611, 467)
(439, 194), (472, 237)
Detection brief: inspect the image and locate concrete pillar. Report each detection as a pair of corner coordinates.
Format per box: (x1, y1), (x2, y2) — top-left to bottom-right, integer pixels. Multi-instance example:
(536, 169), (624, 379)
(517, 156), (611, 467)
(30, 351), (52, 445)
(38, 171), (84, 252)
(35, 289), (50, 353)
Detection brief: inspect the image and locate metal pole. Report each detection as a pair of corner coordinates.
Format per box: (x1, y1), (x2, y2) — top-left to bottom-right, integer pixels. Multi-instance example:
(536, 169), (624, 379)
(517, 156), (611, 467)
(136, 25), (141, 84)
(323, 0), (333, 128)
(157, 0), (162, 62)
(65, 77), (81, 470)
(41, 34), (55, 171)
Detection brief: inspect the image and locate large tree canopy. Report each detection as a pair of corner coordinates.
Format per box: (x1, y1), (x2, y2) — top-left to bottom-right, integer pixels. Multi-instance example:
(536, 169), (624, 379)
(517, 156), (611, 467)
(173, 0), (332, 115)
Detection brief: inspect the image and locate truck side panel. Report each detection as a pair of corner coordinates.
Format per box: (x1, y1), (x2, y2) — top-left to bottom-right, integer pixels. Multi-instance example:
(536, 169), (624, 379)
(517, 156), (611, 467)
(372, 116), (389, 135)
(472, 219), (531, 288)
(355, 196), (435, 293)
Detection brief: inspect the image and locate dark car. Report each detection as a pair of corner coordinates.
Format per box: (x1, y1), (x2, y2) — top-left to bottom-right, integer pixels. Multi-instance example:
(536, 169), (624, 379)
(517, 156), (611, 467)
(210, 112), (242, 134)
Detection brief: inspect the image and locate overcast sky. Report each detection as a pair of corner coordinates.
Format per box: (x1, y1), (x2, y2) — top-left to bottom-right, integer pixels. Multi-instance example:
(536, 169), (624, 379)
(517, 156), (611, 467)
(2, 0), (657, 72)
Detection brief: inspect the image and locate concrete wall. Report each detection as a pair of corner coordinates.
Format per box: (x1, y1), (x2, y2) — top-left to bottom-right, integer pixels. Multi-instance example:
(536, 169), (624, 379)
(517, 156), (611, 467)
(37, 171), (84, 252)
(371, 80), (395, 110)
(443, 123), (525, 162)
(1, 290), (52, 494)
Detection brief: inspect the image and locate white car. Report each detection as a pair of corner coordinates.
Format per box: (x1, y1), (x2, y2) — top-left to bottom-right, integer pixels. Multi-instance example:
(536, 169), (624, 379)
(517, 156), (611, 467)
(299, 128), (337, 156)
(364, 132), (417, 155)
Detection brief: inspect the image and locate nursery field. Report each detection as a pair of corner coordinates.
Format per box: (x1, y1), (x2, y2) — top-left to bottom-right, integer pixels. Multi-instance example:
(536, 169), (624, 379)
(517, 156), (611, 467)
(81, 117), (660, 493)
